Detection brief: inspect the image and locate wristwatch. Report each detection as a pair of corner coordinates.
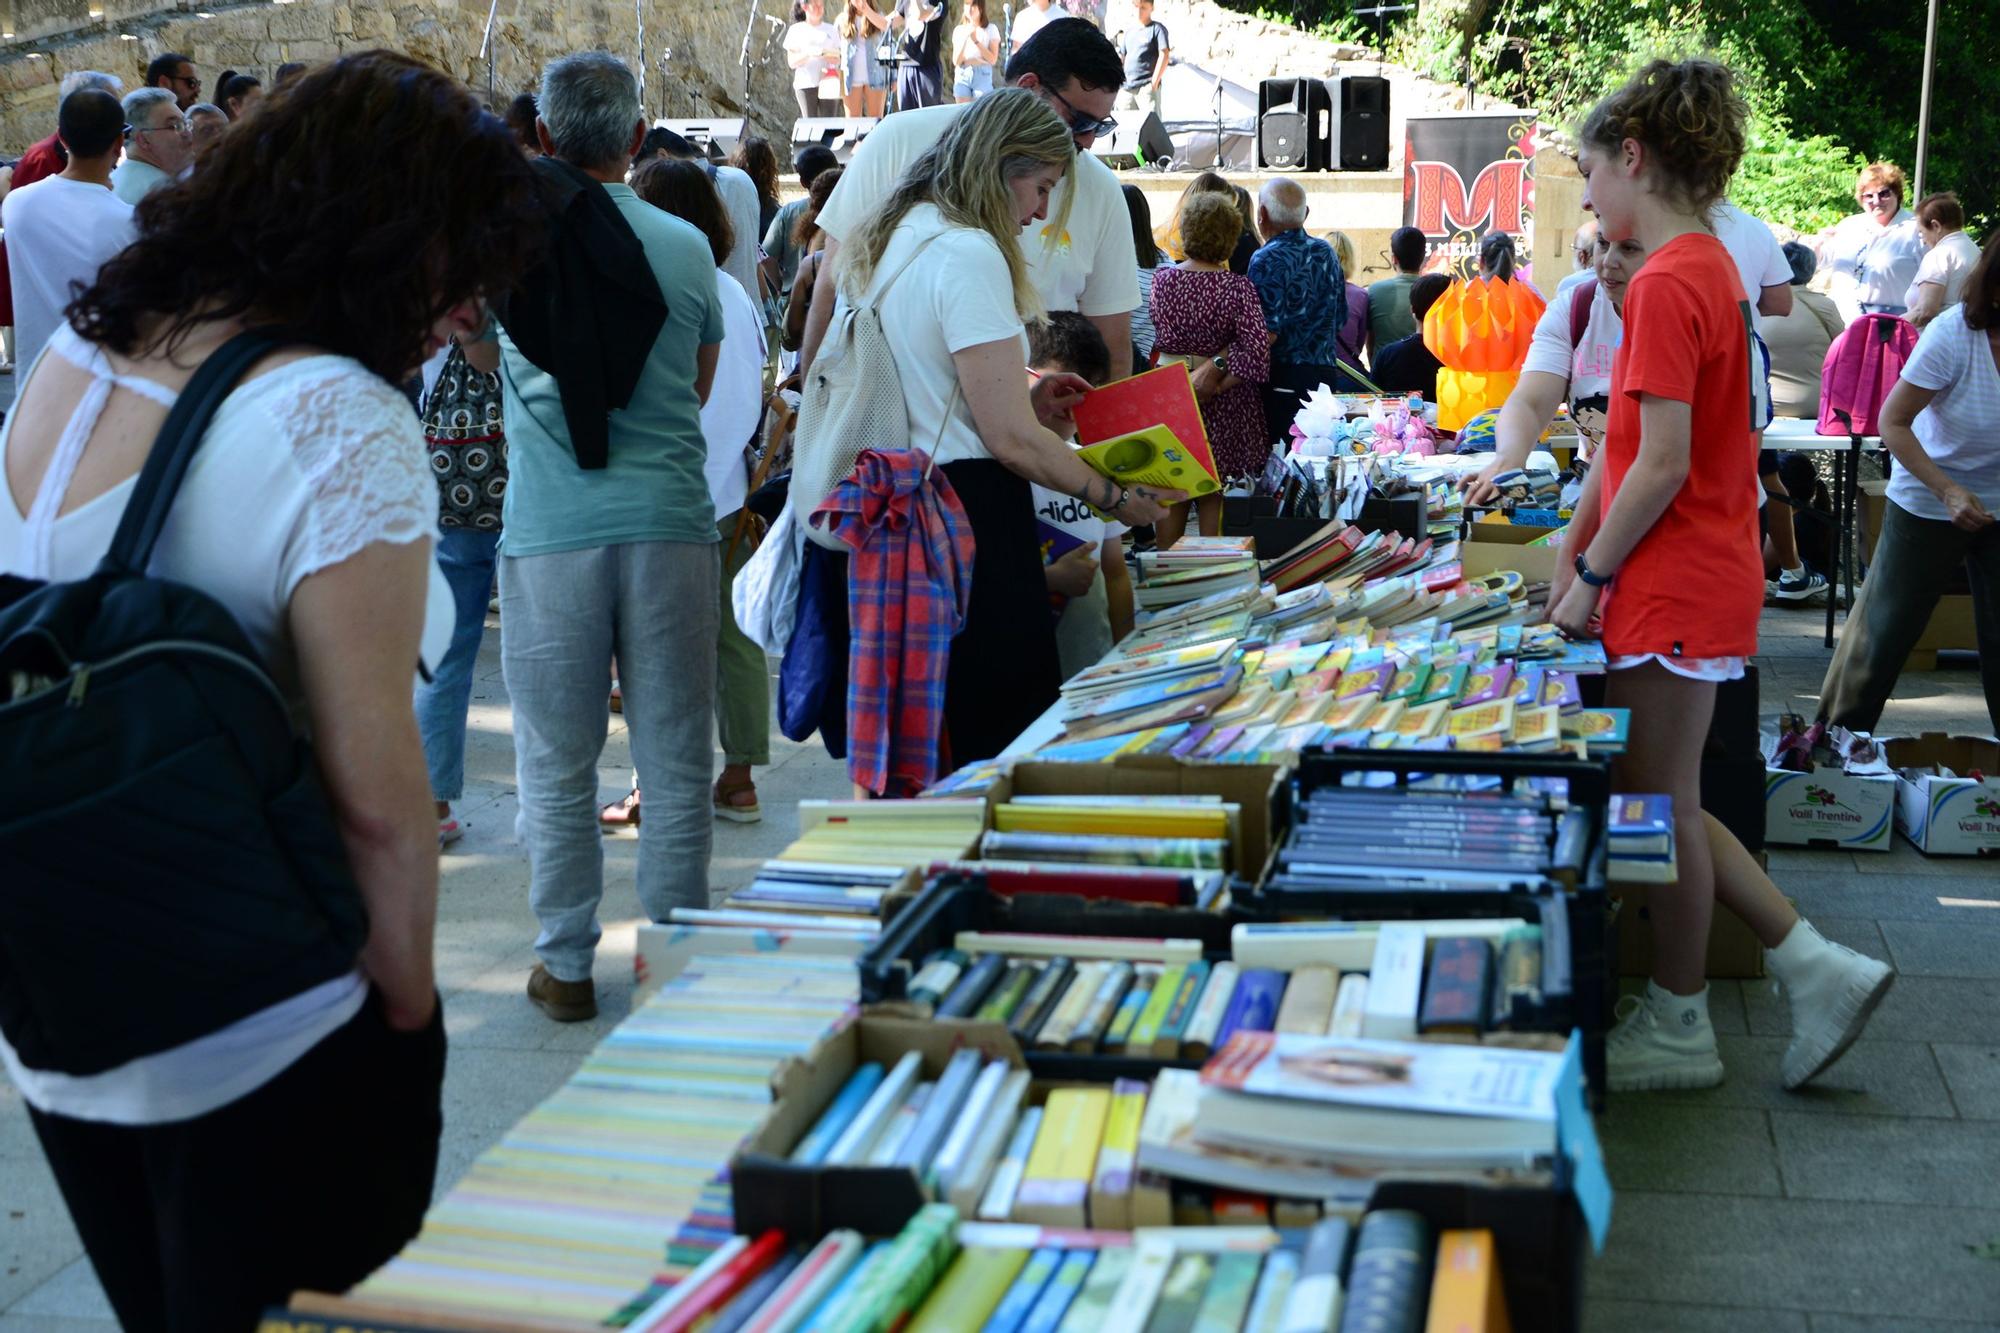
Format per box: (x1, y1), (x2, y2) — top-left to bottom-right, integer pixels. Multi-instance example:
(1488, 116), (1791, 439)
(1573, 553), (1613, 588)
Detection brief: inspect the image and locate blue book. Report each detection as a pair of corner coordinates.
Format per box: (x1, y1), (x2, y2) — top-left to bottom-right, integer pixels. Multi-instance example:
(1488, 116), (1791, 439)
(1608, 794), (1674, 857)
(790, 1063), (886, 1165)
(1024, 1249), (1100, 1333)
(983, 1246), (1065, 1333)
(1212, 968), (1286, 1053)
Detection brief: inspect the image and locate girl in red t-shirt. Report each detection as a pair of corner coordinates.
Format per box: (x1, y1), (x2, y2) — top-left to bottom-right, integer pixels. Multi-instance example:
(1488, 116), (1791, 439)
(1553, 59), (1894, 1094)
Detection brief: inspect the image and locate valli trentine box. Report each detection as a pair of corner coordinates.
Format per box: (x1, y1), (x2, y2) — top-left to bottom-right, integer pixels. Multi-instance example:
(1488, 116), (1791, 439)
(1889, 734), (2000, 856)
(1764, 765), (1896, 853)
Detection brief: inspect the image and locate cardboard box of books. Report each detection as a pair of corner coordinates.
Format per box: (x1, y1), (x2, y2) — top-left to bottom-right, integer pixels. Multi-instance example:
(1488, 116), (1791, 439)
(1887, 733), (2000, 855)
(1764, 726), (1897, 852)
(1459, 528), (1560, 585)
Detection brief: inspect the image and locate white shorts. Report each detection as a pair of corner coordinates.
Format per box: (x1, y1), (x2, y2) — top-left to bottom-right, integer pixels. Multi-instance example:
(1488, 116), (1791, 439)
(1608, 653), (1747, 683)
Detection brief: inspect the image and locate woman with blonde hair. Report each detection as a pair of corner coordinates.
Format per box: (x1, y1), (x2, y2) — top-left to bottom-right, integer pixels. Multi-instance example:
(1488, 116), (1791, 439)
(1820, 161), (1924, 322)
(1324, 228), (1370, 383)
(833, 87), (1176, 766)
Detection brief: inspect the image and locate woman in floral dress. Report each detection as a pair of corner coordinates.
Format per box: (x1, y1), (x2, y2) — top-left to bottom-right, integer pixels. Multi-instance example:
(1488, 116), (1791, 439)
(1149, 192), (1270, 546)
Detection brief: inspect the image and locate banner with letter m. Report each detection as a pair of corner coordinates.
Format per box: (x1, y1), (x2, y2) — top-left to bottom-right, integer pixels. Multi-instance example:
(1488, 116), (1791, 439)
(1403, 113), (1540, 280)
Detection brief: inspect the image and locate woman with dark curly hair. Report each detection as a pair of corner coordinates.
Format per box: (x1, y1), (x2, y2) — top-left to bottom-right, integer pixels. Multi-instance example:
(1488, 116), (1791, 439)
(0, 51), (542, 1329)
(1552, 57), (1893, 1096)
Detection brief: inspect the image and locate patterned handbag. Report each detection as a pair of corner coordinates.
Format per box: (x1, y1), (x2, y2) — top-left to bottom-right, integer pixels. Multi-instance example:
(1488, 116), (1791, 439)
(421, 341), (507, 531)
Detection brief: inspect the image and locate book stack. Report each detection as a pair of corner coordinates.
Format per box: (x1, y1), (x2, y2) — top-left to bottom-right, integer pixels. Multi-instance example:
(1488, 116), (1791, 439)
(948, 795), (1240, 910)
(1606, 794), (1676, 884)
(1263, 784), (1585, 897)
(342, 955), (858, 1327)
(1131, 537), (1262, 611)
(623, 1211), (1513, 1333)
(642, 803), (988, 980)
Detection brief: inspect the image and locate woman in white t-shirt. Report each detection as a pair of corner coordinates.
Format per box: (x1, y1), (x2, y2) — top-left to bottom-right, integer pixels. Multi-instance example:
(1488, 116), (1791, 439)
(831, 88), (1174, 762)
(785, 0), (844, 120)
(1820, 161), (1926, 322)
(1466, 230), (1647, 503)
(1828, 233), (2000, 734)
(952, 0), (1003, 102)
(0, 54), (542, 1328)
(1905, 191), (1985, 328)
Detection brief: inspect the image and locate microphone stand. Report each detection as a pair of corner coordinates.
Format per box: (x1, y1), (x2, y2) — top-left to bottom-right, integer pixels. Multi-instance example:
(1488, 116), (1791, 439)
(479, 0), (501, 106)
(740, 0), (763, 105)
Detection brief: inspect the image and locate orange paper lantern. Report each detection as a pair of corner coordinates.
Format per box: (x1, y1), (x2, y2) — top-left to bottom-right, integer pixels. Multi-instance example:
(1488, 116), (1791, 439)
(1422, 275), (1549, 430)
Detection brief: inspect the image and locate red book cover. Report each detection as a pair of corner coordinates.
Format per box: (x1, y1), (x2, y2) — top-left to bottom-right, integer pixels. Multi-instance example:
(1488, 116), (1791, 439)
(1072, 362), (1222, 497)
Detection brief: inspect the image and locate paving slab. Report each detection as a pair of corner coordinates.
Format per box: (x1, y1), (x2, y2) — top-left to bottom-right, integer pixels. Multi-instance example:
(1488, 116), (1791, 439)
(0, 1155), (83, 1310)
(1582, 1299), (1810, 1333)
(1772, 1112), (2000, 1209)
(1879, 919), (2000, 979)
(1598, 1106), (1782, 1197)
(1620, 1035), (1957, 1119)
(1931, 1043), (2000, 1121)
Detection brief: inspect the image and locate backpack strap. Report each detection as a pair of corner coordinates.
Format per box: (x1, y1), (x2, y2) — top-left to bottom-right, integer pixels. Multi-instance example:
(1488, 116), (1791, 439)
(1569, 279), (1596, 352)
(856, 230), (947, 312)
(99, 329), (285, 576)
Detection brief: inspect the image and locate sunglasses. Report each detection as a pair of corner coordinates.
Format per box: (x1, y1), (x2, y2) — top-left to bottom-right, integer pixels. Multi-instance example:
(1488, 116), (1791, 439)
(1047, 86), (1116, 139)
(1860, 190), (1897, 203)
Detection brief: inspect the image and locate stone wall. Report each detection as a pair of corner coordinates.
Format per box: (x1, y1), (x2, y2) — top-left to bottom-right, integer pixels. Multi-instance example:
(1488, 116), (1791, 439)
(0, 0), (807, 157)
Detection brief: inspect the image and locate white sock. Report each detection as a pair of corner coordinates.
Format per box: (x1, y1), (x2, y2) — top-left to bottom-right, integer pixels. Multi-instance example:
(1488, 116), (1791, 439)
(1782, 564), (1806, 578)
(1646, 980), (1711, 1028)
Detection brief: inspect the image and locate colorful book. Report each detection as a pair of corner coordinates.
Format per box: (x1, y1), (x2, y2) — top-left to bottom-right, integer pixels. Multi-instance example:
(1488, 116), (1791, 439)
(1037, 961), (1109, 1050)
(1179, 961), (1241, 1061)
(1192, 1254), (1265, 1331)
(977, 963), (1039, 1024)
(1423, 1229), (1509, 1333)
(1418, 937), (1495, 1036)
(984, 1247), (1065, 1333)
(1608, 794), (1674, 856)
(1445, 698), (1515, 742)
(932, 1061), (1015, 1195)
(907, 1246), (1031, 1333)
(1279, 1218), (1351, 1333)
(1052, 1247), (1131, 1333)
(1128, 963), (1187, 1052)
(826, 1051), (921, 1165)
(791, 1063), (886, 1165)
(1071, 962), (1137, 1051)
(1106, 969), (1160, 1050)
(1243, 1248), (1301, 1333)
(947, 1070), (1032, 1213)
(1132, 1068), (1202, 1228)
(1010, 958), (1078, 1045)
(1212, 967), (1286, 1053)
(1073, 361), (1222, 498)
(1089, 1078), (1150, 1230)
(1455, 663), (1514, 708)
(1015, 1088), (1113, 1227)
(1139, 1251), (1214, 1333)
(740, 1231), (865, 1333)
(1151, 959), (1213, 1058)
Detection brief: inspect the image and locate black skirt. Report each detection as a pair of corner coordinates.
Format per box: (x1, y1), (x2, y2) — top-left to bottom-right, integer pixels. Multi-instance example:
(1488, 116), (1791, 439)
(939, 458), (1062, 767)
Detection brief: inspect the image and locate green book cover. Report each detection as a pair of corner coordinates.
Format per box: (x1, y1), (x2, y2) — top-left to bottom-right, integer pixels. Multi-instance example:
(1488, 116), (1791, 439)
(1142, 1252), (1214, 1333)
(1054, 1247), (1134, 1333)
(1188, 1252), (1262, 1333)
(1127, 964), (1186, 1050)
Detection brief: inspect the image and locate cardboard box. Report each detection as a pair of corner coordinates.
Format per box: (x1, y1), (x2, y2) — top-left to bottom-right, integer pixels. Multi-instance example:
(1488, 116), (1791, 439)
(1763, 766), (1896, 852)
(732, 1013), (1029, 1238)
(1611, 884), (1767, 979)
(1459, 532), (1559, 585)
(1887, 733), (2000, 856)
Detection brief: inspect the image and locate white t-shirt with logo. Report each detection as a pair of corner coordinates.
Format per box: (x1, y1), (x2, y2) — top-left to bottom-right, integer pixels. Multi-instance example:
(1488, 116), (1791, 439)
(1907, 230), (1983, 312)
(786, 20), (841, 91)
(1890, 304), (2000, 521)
(703, 270), (767, 520)
(816, 103), (1141, 321)
(840, 203), (1028, 466)
(1521, 279), (1622, 402)
(0, 176), (135, 374)
(1711, 202), (1790, 306)
(1031, 474), (1127, 677)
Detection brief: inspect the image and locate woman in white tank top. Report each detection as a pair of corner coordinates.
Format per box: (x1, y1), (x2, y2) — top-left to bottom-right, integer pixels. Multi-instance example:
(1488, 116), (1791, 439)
(0, 53), (544, 1329)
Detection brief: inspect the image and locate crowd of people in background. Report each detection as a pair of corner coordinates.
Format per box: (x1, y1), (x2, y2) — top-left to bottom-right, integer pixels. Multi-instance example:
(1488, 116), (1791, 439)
(0, 9), (1994, 1326)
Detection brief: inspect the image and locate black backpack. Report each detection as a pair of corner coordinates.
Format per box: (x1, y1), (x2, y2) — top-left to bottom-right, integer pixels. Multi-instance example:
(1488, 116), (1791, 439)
(0, 330), (370, 1077)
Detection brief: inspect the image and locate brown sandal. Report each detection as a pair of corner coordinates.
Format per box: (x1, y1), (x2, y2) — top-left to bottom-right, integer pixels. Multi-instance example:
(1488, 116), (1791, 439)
(599, 788), (641, 832)
(713, 777), (762, 824)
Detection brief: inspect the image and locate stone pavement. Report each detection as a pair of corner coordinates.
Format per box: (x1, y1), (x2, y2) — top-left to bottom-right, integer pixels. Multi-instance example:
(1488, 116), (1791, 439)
(3, 601), (1997, 1330)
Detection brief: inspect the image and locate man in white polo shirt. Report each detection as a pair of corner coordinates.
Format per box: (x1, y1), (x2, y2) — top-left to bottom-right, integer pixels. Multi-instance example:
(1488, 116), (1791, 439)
(800, 16), (1140, 384)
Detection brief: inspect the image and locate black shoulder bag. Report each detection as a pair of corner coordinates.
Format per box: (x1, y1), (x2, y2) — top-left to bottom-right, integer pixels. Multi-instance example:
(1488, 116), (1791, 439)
(0, 330), (370, 1077)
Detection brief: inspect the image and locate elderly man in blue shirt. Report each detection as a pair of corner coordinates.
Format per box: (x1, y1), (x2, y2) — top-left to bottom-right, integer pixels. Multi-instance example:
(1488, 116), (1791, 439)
(1247, 177), (1346, 448)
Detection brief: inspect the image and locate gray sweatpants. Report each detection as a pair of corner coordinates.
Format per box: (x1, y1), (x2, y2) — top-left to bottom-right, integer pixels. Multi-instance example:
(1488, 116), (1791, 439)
(499, 539), (721, 981)
(1821, 499), (2000, 733)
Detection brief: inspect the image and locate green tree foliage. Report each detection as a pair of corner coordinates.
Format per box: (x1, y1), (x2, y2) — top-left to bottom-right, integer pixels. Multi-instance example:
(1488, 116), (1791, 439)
(1225, 0), (1995, 234)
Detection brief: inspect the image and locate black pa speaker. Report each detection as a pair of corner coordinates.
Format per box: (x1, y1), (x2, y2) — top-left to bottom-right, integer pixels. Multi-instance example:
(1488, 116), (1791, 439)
(653, 117), (747, 159)
(1331, 75), (1390, 172)
(790, 117), (879, 164)
(1256, 77), (1332, 171)
(1088, 111), (1174, 169)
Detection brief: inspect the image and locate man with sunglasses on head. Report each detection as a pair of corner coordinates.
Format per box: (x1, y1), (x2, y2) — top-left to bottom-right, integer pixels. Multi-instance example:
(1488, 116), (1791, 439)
(800, 18), (1140, 389)
(144, 51), (201, 111)
(112, 88), (192, 204)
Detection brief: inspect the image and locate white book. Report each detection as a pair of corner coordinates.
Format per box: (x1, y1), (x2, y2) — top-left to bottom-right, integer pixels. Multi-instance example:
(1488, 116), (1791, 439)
(1361, 923), (1425, 1041)
(1328, 974), (1369, 1037)
(825, 1050), (921, 1165)
(1099, 1235), (1177, 1333)
(866, 1082), (932, 1165)
(977, 1106), (1045, 1221)
(930, 1060), (1010, 1194)
(946, 1070), (1031, 1214)
(1179, 961), (1240, 1060)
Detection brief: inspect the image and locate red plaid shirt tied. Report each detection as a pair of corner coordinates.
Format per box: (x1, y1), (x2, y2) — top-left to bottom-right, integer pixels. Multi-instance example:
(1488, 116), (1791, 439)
(810, 448), (976, 797)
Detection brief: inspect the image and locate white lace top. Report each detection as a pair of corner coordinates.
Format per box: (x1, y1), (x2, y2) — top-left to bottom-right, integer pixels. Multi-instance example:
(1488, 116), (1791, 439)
(0, 323), (451, 1124)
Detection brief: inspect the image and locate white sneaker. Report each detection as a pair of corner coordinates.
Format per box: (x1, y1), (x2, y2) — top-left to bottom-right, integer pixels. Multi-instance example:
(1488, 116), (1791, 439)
(1768, 921), (1895, 1089)
(1606, 983), (1726, 1092)
(1772, 568), (1830, 603)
